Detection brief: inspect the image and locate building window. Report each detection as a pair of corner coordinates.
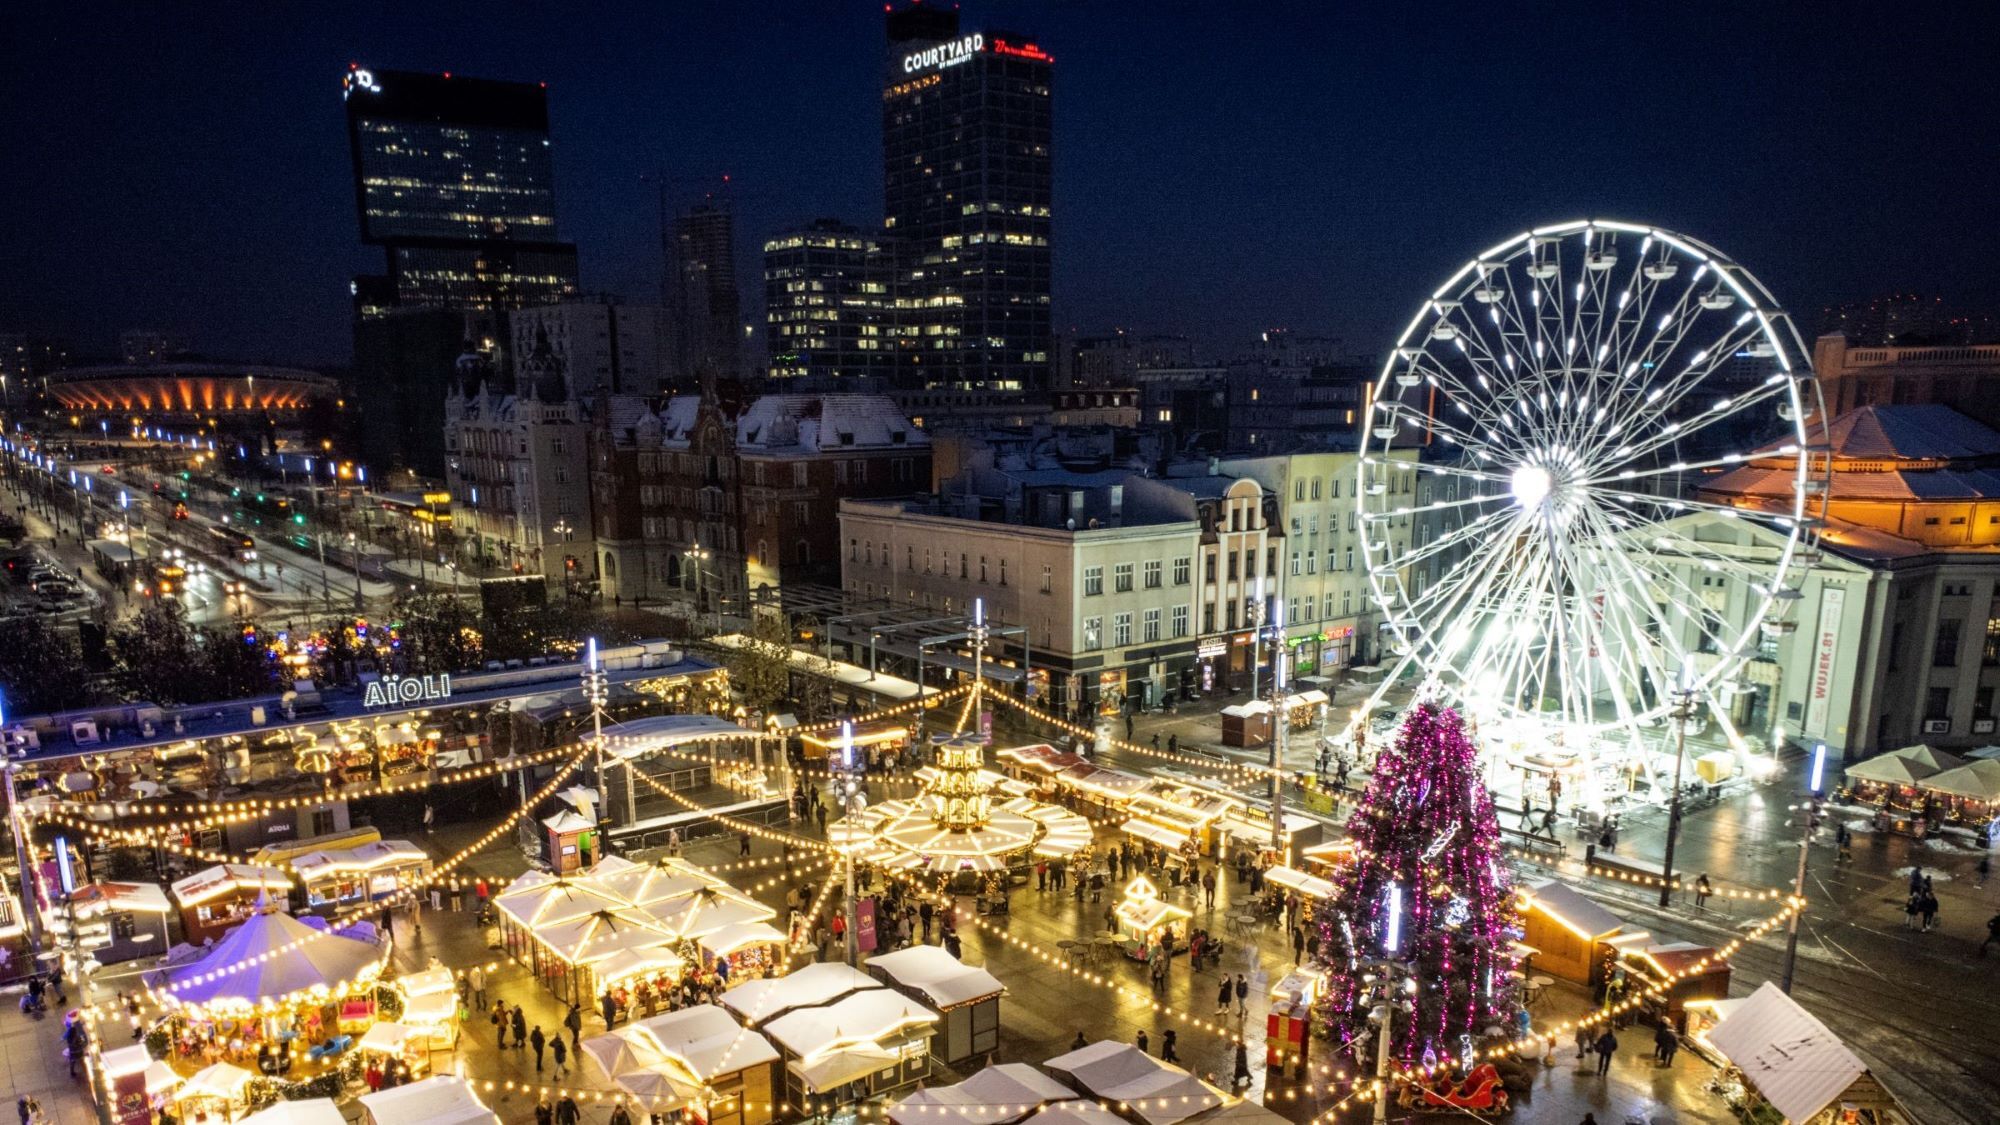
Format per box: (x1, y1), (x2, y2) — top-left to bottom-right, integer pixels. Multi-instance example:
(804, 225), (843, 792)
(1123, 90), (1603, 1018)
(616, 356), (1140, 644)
(1113, 613), (1132, 647)
(1174, 556), (1191, 585)
(1979, 685), (1996, 719)
(1291, 552), (1302, 577)
(1926, 686), (1951, 720)
(1114, 563), (1134, 592)
(849, 538), (858, 562)
(1171, 605), (1189, 638)
(1226, 601), (1238, 631)
(1143, 608), (1161, 642)
(1084, 566), (1104, 596)
(980, 556), (989, 583)
(1311, 478), (1322, 501)
(1306, 553), (1318, 575)
(794, 463), (808, 487)
(1202, 605), (1216, 634)
(1227, 553), (1239, 582)
(1083, 616), (1103, 651)
(1041, 564), (1053, 593)
(1324, 591), (1338, 618)
(1985, 604), (2000, 666)
(960, 553), (968, 578)
(1245, 550), (1257, 580)
(1143, 560), (1162, 589)
(1935, 619), (1962, 667)
(907, 545), (915, 571)
(999, 558), (1008, 586)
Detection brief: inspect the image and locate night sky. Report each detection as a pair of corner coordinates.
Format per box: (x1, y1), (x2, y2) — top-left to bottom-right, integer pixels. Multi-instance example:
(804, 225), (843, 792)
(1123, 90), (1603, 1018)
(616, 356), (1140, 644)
(6, 1), (1999, 367)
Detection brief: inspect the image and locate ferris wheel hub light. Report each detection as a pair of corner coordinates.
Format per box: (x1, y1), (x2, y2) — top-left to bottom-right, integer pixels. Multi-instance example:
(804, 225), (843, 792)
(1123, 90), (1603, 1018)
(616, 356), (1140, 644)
(1509, 464), (1553, 509)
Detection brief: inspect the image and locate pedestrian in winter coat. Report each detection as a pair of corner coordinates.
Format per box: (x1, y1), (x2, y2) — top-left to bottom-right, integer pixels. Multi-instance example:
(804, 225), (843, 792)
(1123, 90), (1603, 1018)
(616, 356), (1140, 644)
(530, 1025), (547, 1071)
(609, 1105), (632, 1125)
(550, 1035), (569, 1079)
(511, 1007), (528, 1051)
(1136, 1030), (1149, 1054)
(1292, 926), (1305, 964)
(1593, 1030), (1617, 1076)
(1910, 866), (1925, 894)
(1921, 893), (1940, 931)
(1574, 1024), (1592, 1059)
(565, 1003), (583, 1052)
(1233, 1042), (1252, 1087)
(1234, 973), (1250, 1017)
(602, 991), (618, 1029)
(1905, 892), (1922, 930)
(1160, 1029), (1179, 1063)
(534, 1101), (553, 1125)
(556, 1096), (580, 1125)
(493, 1001), (509, 1047)
(1216, 977), (1234, 1016)
(1653, 1023), (1678, 1066)
(1071, 1031), (1089, 1051)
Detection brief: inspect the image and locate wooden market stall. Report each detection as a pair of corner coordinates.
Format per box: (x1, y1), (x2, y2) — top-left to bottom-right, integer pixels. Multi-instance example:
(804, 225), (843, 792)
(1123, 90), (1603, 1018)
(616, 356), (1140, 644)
(1517, 880), (1638, 987)
(357, 1021), (430, 1080)
(1620, 940), (1730, 1033)
(865, 944), (1005, 1064)
(1219, 702), (1273, 748)
(292, 840), (431, 910)
(173, 1062), (255, 1124)
(800, 721), (909, 765)
(1113, 875), (1192, 959)
(70, 880), (174, 964)
(395, 966), (461, 1051)
(1700, 982), (1915, 1125)
(170, 864), (293, 945)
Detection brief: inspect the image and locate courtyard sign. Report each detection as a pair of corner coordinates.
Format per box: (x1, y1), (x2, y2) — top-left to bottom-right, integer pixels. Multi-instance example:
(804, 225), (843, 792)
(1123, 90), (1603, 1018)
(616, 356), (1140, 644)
(902, 34), (984, 74)
(364, 674), (453, 709)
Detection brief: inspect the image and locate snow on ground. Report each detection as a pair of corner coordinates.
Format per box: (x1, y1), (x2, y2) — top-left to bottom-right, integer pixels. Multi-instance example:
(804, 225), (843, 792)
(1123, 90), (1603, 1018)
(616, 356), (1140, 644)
(1893, 864), (1953, 881)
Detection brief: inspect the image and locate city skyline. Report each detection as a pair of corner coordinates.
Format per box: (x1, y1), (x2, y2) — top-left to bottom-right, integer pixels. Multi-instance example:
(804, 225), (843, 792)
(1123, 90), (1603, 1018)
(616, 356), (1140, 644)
(7, 2), (2000, 368)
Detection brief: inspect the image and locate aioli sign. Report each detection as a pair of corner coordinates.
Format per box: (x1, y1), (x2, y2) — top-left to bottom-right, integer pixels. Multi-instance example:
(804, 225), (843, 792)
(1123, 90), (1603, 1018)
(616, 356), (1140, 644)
(363, 674), (453, 709)
(902, 34), (983, 74)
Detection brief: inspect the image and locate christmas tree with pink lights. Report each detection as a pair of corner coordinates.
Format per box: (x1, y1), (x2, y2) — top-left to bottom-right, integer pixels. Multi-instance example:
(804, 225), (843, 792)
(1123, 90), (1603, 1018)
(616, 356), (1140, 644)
(1316, 701), (1519, 1071)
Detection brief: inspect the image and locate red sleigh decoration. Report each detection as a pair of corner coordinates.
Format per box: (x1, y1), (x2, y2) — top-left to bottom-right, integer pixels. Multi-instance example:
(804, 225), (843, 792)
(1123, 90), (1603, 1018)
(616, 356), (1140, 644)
(1397, 1063), (1511, 1115)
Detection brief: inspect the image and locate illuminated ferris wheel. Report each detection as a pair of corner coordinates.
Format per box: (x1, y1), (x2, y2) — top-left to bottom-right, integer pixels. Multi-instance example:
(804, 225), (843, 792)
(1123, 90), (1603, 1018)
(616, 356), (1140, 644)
(1356, 220), (1828, 761)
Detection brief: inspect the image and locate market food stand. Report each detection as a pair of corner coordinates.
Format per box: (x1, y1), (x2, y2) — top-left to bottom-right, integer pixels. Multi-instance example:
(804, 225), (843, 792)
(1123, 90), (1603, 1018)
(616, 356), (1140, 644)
(1915, 758), (2000, 833)
(357, 1021), (429, 1080)
(292, 840), (431, 910)
(1841, 744), (1965, 836)
(170, 864), (293, 945)
(1113, 875), (1191, 959)
(865, 944), (1005, 1063)
(1517, 880), (1639, 987)
(395, 966), (461, 1051)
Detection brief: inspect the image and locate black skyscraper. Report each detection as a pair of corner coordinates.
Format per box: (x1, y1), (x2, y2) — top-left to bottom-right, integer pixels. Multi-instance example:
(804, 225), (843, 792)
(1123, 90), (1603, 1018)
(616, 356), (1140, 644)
(668, 202), (743, 381)
(884, 6), (1054, 393)
(342, 64), (580, 475)
(343, 65), (579, 312)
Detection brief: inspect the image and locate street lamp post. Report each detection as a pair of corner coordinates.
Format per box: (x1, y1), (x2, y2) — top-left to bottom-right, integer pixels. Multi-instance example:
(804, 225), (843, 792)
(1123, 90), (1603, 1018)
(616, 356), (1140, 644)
(1658, 658), (1699, 908)
(1267, 598), (1290, 862)
(1781, 743), (1827, 993)
(1249, 576), (1264, 701)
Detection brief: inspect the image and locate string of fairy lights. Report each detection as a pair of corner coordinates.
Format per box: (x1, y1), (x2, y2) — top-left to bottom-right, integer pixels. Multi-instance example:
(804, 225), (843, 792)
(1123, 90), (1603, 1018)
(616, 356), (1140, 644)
(35, 742), (585, 831)
(32, 659), (1818, 1110)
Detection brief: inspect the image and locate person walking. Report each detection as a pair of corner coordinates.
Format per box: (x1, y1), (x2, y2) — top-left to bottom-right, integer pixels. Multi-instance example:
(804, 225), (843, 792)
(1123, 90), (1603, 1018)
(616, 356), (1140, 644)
(1979, 853), (1991, 888)
(1136, 1030), (1149, 1055)
(529, 1024), (547, 1072)
(1216, 976), (1233, 1016)
(534, 1101), (553, 1125)
(1652, 1023), (1676, 1066)
(493, 1000), (508, 1047)
(1921, 890), (1940, 932)
(739, 832), (752, 858)
(1904, 891), (1922, 930)
(1910, 866), (1925, 895)
(1694, 874), (1712, 909)
(1232, 1041), (1252, 1088)
(555, 1095), (580, 1125)
(469, 967), (486, 1010)
(1071, 1030), (1089, 1051)
(1836, 823), (1854, 862)
(550, 1034), (569, 1080)
(1037, 862), (1048, 892)
(564, 1003), (583, 1053)
(1202, 867), (1216, 911)
(1234, 973), (1250, 1018)
(1160, 1029), (1179, 1063)
(1291, 925), (1305, 965)
(1573, 1024), (1592, 1060)
(1593, 1029), (1618, 1076)
(602, 990), (618, 1030)
(510, 1006), (527, 1052)
(609, 1104), (632, 1125)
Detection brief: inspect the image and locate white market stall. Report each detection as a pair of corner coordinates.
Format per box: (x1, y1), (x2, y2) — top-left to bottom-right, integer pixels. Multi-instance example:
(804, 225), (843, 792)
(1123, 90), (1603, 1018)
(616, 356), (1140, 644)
(584, 1004), (781, 1125)
(864, 944), (1005, 1063)
(888, 1063), (1075, 1125)
(720, 962), (881, 1027)
(1703, 982), (1913, 1125)
(1044, 1041), (1224, 1125)
(236, 1099), (345, 1125)
(395, 966), (461, 1050)
(359, 1075), (501, 1125)
(292, 840), (431, 910)
(762, 988), (939, 1107)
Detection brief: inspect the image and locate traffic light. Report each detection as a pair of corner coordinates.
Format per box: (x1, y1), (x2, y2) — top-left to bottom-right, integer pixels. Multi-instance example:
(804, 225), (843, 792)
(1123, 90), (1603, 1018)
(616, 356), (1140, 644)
(293, 513), (306, 525)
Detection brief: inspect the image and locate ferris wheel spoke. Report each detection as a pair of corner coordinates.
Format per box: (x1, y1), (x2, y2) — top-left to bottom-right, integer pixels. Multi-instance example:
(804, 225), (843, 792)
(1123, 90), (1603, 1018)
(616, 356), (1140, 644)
(1385, 504), (1518, 572)
(1591, 366), (1789, 473)
(1573, 505), (1724, 686)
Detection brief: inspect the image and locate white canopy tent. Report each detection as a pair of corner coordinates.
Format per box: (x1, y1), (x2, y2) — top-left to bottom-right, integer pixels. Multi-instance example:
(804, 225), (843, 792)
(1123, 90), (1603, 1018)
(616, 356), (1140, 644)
(1016, 1103), (1123, 1125)
(763, 989), (939, 1058)
(236, 1100), (345, 1125)
(1044, 1041), (1225, 1125)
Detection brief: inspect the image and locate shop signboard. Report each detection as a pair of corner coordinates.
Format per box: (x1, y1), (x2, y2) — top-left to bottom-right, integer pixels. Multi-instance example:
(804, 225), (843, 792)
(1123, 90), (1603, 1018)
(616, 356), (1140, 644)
(856, 896), (879, 952)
